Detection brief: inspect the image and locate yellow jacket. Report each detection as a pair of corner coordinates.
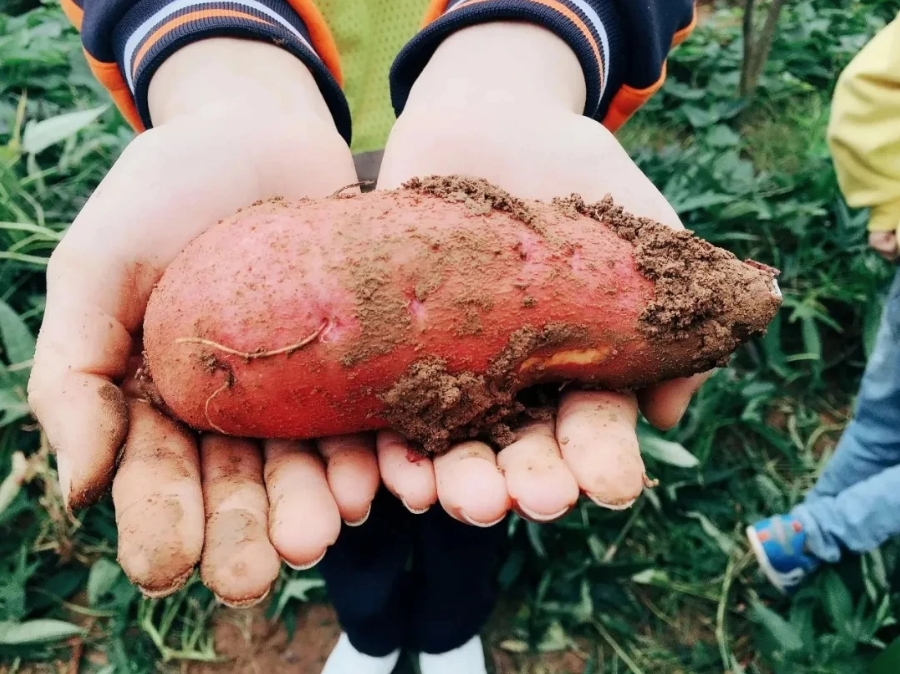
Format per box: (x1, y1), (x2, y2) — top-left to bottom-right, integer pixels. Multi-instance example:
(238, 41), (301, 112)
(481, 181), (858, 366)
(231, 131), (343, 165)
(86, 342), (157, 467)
(827, 13), (900, 236)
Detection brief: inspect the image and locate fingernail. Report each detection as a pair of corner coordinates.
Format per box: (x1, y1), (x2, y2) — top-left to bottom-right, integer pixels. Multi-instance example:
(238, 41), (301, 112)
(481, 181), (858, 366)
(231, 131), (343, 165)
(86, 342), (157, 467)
(462, 512), (506, 528)
(402, 499), (430, 515)
(770, 277), (782, 300)
(215, 588), (270, 609)
(134, 568), (194, 599)
(674, 397), (692, 423)
(344, 504), (372, 527)
(137, 585), (175, 600)
(285, 549), (327, 571)
(518, 504), (571, 523)
(587, 494), (637, 511)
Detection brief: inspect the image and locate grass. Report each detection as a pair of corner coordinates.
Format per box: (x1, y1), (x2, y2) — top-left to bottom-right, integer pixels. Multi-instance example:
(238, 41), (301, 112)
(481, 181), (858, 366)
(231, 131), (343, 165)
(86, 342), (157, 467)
(3, 0), (900, 672)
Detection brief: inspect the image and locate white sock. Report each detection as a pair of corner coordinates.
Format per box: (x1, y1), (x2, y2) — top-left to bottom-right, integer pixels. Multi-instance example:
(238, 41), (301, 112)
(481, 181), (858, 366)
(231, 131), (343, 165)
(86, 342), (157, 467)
(321, 633), (400, 674)
(419, 635), (487, 674)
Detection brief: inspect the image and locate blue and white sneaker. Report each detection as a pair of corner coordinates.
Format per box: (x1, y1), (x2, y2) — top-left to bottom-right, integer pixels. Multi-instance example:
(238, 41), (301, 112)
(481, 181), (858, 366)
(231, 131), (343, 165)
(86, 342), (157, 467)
(746, 515), (820, 594)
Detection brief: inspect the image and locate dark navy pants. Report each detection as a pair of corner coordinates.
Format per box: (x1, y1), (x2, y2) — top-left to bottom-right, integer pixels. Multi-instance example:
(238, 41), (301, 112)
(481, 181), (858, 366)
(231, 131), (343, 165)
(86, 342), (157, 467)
(319, 487), (506, 657)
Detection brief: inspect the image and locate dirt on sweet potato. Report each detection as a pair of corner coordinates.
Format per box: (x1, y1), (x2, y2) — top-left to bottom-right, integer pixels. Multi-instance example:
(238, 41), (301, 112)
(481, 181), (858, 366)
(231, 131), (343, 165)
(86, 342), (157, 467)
(366, 177), (780, 452)
(141, 175), (782, 454)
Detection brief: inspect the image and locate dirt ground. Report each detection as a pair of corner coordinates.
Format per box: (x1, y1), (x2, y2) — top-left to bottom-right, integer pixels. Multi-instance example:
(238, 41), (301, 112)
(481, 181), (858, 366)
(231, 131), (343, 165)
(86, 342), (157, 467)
(186, 601), (592, 674)
(0, 600), (590, 674)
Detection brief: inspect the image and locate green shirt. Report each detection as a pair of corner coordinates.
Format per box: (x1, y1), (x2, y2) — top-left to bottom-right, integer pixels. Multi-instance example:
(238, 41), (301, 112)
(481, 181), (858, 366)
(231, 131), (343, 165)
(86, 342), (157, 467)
(317, 0), (429, 156)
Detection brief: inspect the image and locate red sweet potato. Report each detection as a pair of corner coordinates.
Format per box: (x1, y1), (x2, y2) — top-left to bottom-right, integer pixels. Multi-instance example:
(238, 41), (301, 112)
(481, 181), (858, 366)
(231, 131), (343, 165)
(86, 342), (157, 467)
(142, 176), (781, 452)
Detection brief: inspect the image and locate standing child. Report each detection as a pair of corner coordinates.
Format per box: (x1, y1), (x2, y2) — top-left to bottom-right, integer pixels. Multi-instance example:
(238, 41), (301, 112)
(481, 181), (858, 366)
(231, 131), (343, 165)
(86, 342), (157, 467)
(748, 12), (900, 594)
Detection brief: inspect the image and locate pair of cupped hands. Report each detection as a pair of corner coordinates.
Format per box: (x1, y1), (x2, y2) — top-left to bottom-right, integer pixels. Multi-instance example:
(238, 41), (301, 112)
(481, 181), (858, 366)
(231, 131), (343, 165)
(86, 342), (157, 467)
(27, 26), (709, 607)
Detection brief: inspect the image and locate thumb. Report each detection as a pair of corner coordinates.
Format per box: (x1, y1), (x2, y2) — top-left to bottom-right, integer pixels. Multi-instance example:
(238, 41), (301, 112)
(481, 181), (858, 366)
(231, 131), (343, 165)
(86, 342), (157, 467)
(29, 302), (132, 510)
(638, 371), (713, 431)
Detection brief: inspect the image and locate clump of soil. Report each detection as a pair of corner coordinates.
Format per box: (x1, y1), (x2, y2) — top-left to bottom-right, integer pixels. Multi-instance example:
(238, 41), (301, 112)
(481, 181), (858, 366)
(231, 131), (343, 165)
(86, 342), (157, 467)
(405, 175), (546, 236)
(554, 193), (781, 367)
(340, 257), (412, 367)
(378, 324), (586, 454)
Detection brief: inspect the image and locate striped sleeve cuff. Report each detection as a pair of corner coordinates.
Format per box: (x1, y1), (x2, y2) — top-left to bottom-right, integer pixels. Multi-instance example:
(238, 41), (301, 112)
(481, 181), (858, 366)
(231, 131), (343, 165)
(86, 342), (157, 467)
(107, 0), (351, 141)
(390, 0), (624, 124)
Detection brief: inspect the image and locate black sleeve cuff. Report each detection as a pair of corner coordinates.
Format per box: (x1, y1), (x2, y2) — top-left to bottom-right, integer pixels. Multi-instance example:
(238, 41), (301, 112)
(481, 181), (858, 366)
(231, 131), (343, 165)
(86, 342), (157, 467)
(389, 0), (625, 123)
(108, 0), (352, 143)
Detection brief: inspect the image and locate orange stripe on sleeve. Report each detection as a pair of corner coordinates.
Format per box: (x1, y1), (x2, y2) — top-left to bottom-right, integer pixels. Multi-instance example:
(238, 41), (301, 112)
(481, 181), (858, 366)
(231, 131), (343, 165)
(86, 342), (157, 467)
(131, 9), (272, 77)
(602, 62), (667, 132)
(83, 51), (145, 132)
(603, 3), (693, 131)
(282, 0), (343, 87)
(422, 0), (451, 27)
(672, 2), (697, 47)
(451, 0), (604, 89)
(60, 0), (84, 30)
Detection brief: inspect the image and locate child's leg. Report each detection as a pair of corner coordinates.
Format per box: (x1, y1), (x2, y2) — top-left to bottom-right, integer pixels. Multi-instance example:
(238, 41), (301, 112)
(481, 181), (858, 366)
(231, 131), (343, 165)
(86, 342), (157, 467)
(794, 461), (900, 562)
(805, 274), (900, 499)
(748, 271), (900, 592)
(318, 486), (413, 659)
(794, 271), (900, 555)
(407, 507), (506, 669)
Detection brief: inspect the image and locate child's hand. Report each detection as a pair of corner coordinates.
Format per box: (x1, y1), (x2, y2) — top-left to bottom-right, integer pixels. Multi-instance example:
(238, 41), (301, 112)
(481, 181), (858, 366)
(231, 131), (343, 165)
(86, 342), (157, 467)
(27, 40), (380, 606)
(870, 230), (899, 262)
(372, 23), (709, 526)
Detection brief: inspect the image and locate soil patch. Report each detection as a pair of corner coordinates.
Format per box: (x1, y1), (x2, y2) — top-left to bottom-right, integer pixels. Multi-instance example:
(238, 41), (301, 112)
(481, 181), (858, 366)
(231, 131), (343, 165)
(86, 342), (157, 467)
(184, 600), (592, 674)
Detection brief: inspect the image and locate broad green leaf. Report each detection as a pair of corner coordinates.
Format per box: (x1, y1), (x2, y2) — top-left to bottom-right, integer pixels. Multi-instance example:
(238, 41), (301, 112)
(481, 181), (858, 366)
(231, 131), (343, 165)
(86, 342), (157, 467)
(0, 619), (83, 645)
(681, 103), (719, 128)
(761, 312), (791, 379)
(823, 571), (855, 637)
(801, 315), (823, 364)
(0, 299), (35, 366)
(707, 125), (741, 148)
(88, 557), (123, 607)
(671, 192), (734, 215)
(864, 295), (886, 359)
(637, 426), (699, 468)
(750, 599), (804, 652)
(685, 511), (736, 555)
(0, 388), (30, 427)
(862, 549), (889, 600)
(872, 636), (900, 674)
(789, 602), (816, 654)
(22, 105), (108, 155)
(662, 79), (706, 100)
(719, 200), (765, 221)
(526, 521), (547, 558)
